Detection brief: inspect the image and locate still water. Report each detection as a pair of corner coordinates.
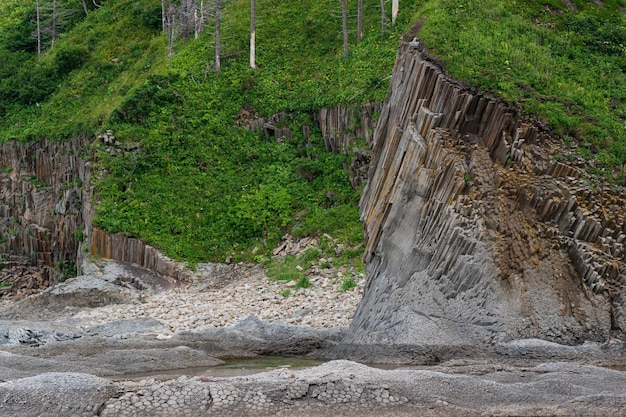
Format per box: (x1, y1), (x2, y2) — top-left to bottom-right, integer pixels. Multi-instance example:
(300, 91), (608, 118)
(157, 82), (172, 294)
(118, 356), (327, 379)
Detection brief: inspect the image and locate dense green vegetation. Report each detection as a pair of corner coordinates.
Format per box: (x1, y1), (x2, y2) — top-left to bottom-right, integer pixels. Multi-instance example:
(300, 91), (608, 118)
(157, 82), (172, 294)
(0, 0), (417, 266)
(0, 0), (625, 268)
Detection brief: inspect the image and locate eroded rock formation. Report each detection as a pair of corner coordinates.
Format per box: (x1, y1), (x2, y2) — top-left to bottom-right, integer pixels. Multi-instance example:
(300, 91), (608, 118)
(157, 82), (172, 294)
(0, 138), (91, 285)
(0, 136), (191, 290)
(346, 41), (626, 352)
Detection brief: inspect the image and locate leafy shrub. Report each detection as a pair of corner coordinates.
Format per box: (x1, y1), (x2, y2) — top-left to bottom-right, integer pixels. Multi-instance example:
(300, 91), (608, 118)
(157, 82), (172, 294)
(341, 277), (357, 292)
(565, 16), (626, 56)
(295, 158), (325, 181)
(56, 259), (77, 282)
(2, 7), (37, 53)
(112, 74), (182, 124)
(53, 44), (89, 75)
(134, 3), (163, 31)
(13, 61), (58, 105)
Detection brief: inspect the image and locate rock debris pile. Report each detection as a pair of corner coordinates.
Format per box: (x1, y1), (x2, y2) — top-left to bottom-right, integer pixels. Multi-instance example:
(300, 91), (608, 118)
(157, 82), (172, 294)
(70, 262), (363, 332)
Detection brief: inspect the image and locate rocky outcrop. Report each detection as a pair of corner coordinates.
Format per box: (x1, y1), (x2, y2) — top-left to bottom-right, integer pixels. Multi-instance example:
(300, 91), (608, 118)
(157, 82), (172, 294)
(0, 134), (193, 291)
(0, 138), (91, 283)
(6, 360), (622, 417)
(314, 104), (381, 154)
(89, 228), (192, 283)
(243, 104), (380, 152)
(343, 41), (626, 354)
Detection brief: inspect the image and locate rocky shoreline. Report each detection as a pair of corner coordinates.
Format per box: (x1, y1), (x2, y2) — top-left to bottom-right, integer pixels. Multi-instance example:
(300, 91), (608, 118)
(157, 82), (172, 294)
(2, 359), (626, 416)
(0, 257), (358, 380)
(0, 258), (625, 416)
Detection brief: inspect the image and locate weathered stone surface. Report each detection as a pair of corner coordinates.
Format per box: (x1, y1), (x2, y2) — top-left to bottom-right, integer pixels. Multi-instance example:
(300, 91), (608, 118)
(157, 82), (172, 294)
(343, 42), (626, 356)
(0, 320), (81, 347)
(1, 360), (625, 417)
(98, 360), (626, 417)
(85, 317), (171, 337)
(0, 337), (225, 379)
(175, 315), (345, 357)
(0, 372), (116, 417)
(0, 138), (91, 280)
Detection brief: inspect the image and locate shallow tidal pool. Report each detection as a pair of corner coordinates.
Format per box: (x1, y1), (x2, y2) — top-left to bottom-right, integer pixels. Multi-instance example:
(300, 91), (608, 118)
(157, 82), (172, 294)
(117, 356), (327, 379)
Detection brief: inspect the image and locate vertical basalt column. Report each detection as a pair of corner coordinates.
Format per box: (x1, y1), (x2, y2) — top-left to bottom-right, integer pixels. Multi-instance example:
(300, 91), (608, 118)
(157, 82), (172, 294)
(347, 42), (625, 351)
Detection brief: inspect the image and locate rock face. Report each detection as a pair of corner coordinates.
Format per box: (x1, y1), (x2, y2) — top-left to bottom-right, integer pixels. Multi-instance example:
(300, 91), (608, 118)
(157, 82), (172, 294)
(0, 135), (191, 290)
(0, 372), (116, 417)
(0, 138), (91, 282)
(346, 42), (626, 352)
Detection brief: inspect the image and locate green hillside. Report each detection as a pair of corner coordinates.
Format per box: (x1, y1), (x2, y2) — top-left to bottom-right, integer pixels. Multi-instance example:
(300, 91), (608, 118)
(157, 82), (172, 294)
(417, 0), (626, 182)
(0, 0), (625, 267)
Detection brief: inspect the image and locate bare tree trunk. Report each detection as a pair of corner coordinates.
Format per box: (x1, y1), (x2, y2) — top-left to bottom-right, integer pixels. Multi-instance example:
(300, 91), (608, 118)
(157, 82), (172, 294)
(250, 0), (256, 69)
(392, 0), (398, 24)
(180, 0), (188, 41)
(167, 3), (175, 58)
(215, 0), (221, 73)
(380, 0), (385, 39)
(161, 0), (167, 32)
(341, 0), (348, 59)
(51, 0), (57, 47)
(36, 0), (42, 59)
(197, 0), (205, 37)
(183, 0), (197, 41)
(80, 0), (88, 15)
(357, 0), (363, 43)
(34, 0), (77, 55)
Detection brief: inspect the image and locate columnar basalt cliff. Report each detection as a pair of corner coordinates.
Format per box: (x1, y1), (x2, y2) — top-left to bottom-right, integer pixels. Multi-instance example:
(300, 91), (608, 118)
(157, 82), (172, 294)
(346, 42), (626, 351)
(0, 138), (91, 284)
(0, 136), (190, 292)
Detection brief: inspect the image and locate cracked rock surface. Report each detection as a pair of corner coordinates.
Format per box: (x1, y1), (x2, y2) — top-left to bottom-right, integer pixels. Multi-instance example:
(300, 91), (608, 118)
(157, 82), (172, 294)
(3, 360), (626, 417)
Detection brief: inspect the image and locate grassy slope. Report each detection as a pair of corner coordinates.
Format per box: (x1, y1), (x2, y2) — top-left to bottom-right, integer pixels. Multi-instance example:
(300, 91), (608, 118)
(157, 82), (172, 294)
(416, 0), (626, 181)
(0, 0), (417, 267)
(0, 0), (624, 268)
